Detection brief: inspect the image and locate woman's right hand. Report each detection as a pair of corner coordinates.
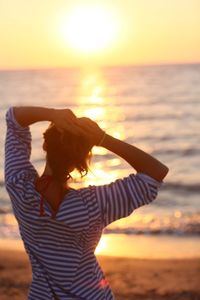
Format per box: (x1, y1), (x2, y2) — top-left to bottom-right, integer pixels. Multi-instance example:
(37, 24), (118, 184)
(76, 117), (105, 146)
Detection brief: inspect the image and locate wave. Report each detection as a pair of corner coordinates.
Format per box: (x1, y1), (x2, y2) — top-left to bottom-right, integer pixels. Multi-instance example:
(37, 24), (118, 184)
(151, 148), (200, 157)
(104, 224), (200, 236)
(162, 182), (200, 193)
(0, 208), (12, 214)
(104, 211), (200, 236)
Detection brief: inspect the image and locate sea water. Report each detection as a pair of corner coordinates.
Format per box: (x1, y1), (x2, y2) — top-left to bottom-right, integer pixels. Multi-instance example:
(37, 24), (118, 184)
(0, 64), (200, 258)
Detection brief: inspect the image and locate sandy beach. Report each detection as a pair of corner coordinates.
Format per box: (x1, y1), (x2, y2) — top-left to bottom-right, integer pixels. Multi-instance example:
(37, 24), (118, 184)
(0, 250), (199, 300)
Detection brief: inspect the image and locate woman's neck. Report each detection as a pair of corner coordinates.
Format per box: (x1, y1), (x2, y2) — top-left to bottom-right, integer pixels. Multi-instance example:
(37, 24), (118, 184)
(41, 163), (70, 192)
(43, 162), (53, 176)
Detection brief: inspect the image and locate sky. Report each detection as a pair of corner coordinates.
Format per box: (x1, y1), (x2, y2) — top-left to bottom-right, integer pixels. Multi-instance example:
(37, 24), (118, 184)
(0, 0), (200, 69)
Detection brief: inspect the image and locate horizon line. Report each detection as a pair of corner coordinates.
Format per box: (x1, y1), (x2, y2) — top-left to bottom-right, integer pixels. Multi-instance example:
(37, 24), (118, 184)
(0, 61), (200, 72)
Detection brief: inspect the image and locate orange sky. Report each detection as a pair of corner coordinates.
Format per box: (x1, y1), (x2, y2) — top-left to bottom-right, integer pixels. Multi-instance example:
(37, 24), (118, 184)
(0, 0), (200, 69)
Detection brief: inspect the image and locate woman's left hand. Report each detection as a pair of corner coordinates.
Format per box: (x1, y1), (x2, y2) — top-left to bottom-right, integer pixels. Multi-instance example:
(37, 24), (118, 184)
(51, 109), (86, 136)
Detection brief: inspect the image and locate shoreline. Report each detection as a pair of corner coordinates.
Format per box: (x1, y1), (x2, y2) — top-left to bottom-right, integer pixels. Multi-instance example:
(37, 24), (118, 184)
(0, 250), (200, 300)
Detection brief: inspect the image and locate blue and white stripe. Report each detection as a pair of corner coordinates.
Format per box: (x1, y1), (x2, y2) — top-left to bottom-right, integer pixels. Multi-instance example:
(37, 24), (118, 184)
(5, 107), (161, 300)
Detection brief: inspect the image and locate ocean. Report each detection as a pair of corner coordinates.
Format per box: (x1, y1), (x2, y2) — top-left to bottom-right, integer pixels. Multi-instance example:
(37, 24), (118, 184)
(0, 64), (200, 258)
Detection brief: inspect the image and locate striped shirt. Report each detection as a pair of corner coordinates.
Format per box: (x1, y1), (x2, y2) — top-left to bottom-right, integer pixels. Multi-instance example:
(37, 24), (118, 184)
(5, 107), (161, 300)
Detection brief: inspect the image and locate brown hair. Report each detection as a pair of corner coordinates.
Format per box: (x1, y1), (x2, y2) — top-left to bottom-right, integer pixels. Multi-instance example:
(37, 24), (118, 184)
(43, 124), (92, 186)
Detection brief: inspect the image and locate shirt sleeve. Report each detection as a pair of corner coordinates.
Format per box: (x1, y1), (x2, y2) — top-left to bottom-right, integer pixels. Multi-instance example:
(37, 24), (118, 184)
(4, 107), (37, 186)
(88, 173), (161, 228)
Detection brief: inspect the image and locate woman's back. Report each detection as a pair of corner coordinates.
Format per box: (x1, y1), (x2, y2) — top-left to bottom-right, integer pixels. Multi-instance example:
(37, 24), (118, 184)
(5, 157), (109, 299)
(5, 106), (168, 299)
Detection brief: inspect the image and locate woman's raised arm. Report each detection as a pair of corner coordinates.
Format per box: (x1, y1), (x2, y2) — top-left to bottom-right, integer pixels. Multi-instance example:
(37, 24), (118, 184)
(100, 134), (168, 182)
(76, 117), (169, 182)
(13, 106), (84, 136)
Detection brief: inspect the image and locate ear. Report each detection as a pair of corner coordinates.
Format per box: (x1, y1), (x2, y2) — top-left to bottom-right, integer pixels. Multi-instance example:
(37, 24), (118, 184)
(43, 141), (47, 151)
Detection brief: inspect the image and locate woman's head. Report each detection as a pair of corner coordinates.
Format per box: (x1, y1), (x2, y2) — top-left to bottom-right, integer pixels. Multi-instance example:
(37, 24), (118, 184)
(43, 123), (92, 186)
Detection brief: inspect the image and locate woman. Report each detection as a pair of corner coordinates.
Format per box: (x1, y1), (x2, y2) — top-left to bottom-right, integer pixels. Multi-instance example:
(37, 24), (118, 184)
(5, 106), (168, 300)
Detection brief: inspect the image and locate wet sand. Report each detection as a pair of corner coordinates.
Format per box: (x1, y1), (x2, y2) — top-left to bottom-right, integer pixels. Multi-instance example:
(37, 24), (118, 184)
(0, 250), (199, 300)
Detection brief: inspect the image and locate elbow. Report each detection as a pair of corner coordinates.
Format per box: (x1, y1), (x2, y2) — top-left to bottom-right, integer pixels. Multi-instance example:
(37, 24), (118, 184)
(163, 164), (169, 178)
(158, 164), (169, 182)
(149, 164), (169, 183)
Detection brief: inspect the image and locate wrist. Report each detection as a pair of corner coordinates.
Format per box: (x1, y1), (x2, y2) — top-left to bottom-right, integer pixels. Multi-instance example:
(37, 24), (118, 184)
(49, 108), (58, 123)
(96, 131), (107, 147)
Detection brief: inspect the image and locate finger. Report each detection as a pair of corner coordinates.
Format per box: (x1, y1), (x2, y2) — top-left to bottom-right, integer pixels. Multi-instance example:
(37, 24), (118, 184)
(68, 110), (78, 121)
(76, 118), (94, 130)
(62, 109), (77, 122)
(63, 122), (89, 137)
(76, 121), (91, 132)
(55, 122), (77, 135)
(65, 120), (80, 134)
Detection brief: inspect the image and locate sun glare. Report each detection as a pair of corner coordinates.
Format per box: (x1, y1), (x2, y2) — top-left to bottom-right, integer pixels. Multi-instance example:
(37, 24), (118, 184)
(95, 235), (108, 255)
(59, 5), (118, 53)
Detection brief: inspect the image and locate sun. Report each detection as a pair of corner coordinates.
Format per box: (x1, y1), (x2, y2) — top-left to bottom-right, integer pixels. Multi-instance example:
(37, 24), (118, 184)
(59, 5), (118, 53)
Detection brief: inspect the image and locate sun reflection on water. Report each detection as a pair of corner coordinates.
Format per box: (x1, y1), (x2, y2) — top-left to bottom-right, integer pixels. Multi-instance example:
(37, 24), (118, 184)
(71, 71), (128, 192)
(82, 107), (106, 120)
(75, 71), (125, 122)
(72, 71), (126, 188)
